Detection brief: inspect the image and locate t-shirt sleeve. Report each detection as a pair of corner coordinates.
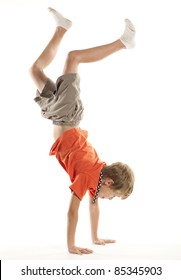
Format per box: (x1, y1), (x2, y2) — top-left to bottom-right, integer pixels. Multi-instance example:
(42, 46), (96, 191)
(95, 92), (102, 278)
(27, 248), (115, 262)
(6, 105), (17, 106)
(88, 188), (96, 199)
(69, 174), (90, 200)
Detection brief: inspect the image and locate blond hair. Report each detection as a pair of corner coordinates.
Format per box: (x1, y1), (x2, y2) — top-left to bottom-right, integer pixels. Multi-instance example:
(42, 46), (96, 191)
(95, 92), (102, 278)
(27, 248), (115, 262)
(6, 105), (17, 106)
(102, 162), (135, 199)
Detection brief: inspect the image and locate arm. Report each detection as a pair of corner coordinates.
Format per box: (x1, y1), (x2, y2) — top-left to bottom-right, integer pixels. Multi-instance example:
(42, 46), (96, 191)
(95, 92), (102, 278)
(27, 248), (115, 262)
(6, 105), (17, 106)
(67, 192), (93, 255)
(89, 196), (116, 245)
(89, 196), (100, 243)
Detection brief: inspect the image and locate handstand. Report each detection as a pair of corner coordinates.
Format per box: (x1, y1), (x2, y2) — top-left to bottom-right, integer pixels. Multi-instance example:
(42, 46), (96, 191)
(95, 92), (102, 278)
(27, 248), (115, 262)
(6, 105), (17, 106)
(29, 7), (136, 255)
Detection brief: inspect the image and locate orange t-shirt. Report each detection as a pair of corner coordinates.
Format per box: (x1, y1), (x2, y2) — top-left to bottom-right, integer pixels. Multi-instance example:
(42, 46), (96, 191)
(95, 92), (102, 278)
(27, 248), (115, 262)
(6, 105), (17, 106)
(49, 128), (106, 200)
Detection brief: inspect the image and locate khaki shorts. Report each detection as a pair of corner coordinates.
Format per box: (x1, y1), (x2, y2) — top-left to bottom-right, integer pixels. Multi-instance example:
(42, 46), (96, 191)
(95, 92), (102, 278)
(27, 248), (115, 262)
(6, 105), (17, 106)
(34, 73), (84, 126)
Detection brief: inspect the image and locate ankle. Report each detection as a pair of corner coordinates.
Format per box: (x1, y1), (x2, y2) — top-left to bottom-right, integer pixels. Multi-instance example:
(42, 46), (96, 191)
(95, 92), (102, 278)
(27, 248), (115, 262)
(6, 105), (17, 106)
(116, 39), (126, 49)
(56, 26), (67, 35)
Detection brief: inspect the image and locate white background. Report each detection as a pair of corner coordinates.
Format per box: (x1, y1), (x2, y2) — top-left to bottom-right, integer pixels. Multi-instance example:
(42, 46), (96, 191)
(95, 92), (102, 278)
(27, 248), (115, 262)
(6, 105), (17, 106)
(0, 0), (181, 260)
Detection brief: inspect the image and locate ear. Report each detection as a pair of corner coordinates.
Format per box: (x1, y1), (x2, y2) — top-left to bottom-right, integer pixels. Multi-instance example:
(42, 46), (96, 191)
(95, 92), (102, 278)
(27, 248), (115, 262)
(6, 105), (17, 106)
(105, 178), (114, 186)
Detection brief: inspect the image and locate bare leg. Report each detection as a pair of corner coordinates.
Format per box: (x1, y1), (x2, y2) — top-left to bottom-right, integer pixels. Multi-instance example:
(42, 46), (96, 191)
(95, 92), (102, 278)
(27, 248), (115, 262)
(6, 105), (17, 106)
(29, 7), (72, 93)
(63, 40), (125, 74)
(29, 27), (67, 93)
(63, 18), (136, 74)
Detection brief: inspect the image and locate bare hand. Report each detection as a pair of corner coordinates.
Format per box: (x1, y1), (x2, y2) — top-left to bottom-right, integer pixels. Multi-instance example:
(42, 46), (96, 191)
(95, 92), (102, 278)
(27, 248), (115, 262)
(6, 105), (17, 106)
(93, 238), (116, 245)
(68, 245), (93, 255)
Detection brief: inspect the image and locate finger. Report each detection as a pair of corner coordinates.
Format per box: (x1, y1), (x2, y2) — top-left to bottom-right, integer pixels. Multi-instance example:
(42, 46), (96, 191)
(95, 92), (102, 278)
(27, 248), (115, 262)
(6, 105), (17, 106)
(73, 250), (83, 255)
(80, 248), (93, 254)
(104, 239), (116, 244)
(94, 240), (106, 245)
(77, 250), (83, 255)
(77, 246), (93, 253)
(69, 248), (82, 255)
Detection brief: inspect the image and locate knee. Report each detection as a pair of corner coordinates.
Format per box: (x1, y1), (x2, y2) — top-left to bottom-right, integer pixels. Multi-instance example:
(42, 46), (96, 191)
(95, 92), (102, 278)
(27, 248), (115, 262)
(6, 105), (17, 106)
(29, 63), (37, 78)
(29, 63), (41, 78)
(66, 50), (80, 64)
(63, 50), (80, 73)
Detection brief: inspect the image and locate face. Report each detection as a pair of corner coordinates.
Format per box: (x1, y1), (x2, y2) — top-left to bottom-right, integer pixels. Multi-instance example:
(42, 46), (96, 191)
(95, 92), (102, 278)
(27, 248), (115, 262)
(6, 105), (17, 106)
(98, 179), (120, 200)
(99, 188), (116, 200)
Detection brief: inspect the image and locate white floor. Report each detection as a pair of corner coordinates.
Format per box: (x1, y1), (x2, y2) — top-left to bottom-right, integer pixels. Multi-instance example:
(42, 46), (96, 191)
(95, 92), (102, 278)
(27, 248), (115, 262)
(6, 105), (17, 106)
(1, 242), (181, 260)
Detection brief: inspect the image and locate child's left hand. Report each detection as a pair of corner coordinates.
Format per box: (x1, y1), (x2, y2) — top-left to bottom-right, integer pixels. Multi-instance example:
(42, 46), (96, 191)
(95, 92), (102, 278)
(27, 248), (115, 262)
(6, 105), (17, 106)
(93, 238), (116, 245)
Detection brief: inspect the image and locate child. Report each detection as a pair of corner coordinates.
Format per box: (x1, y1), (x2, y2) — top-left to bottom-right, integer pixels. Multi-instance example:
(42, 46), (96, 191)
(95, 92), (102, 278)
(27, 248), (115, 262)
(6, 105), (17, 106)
(29, 7), (136, 255)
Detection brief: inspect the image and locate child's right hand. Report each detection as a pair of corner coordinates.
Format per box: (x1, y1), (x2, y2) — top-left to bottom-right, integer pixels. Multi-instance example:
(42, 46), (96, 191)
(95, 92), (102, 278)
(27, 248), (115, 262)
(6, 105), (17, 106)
(68, 245), (93, 255)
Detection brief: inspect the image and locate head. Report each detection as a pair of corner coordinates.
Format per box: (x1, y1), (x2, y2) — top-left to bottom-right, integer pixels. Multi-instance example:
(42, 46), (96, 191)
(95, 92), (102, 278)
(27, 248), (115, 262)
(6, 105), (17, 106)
(99, 162), (135, 200)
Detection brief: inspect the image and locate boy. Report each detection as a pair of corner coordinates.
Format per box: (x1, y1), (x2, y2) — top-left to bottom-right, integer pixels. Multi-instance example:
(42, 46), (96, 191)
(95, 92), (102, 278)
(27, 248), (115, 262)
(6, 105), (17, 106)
(29, 7), (135, 255)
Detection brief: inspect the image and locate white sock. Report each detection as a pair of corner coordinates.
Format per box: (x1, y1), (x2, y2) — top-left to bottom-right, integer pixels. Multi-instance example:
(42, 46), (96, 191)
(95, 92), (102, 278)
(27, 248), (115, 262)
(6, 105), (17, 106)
(120, 19), (136, 49)
(48, 7), (72, 30)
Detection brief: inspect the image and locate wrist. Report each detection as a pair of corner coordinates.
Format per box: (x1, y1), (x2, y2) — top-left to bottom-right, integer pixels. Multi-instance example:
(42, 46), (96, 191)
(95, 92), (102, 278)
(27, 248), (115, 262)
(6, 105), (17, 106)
(68, 243), (75, 251)
(67, 234), (75, 249)
(68, 239), (75, 248)
(92, 235), (98, 243)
